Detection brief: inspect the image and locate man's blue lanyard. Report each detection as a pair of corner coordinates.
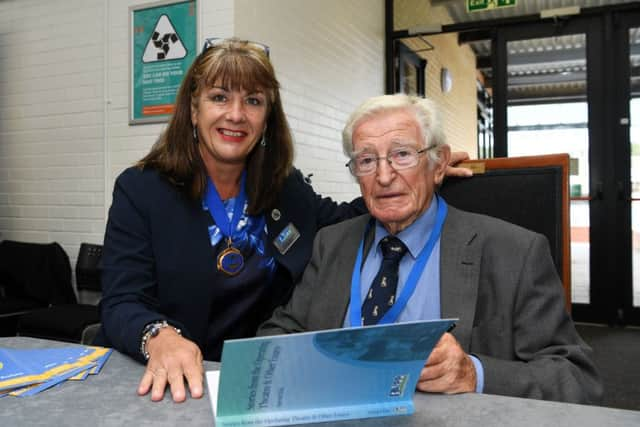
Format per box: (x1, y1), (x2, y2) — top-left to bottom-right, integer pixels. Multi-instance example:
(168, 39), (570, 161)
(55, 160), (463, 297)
(348, 195), (448, 327)
(204, 172), (247, 243)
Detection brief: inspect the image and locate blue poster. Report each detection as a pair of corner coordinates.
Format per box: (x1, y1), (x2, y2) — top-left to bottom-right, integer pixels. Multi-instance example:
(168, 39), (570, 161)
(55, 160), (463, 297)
(130, 0), (197, 124)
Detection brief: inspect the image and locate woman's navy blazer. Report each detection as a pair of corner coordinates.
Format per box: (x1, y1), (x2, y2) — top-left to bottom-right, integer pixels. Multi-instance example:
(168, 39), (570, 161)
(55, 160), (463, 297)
(95, 166), (364, 361)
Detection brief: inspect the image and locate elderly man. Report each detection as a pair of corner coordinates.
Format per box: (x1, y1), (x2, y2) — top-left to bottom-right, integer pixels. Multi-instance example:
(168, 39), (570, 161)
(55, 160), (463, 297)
(258, 94), (602, 404)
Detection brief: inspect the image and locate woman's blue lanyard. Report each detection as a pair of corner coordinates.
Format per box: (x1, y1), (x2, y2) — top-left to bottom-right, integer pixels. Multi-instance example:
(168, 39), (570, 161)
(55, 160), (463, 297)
(204, 172), (248, 275)
(348, 195), (448, 327)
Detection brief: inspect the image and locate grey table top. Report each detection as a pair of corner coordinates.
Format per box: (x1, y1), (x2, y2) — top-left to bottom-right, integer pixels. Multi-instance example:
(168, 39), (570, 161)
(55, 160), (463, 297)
(1, 337), (639, 427)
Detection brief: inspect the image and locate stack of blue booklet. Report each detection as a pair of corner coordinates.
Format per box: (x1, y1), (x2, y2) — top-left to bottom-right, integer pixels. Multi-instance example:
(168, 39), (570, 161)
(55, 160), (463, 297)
(0, 345), (112, 397)
(207, 319), (455, 427)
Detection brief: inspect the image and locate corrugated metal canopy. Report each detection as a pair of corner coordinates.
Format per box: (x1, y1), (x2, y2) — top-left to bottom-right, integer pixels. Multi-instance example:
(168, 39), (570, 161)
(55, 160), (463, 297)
(402, 0), (640, 102)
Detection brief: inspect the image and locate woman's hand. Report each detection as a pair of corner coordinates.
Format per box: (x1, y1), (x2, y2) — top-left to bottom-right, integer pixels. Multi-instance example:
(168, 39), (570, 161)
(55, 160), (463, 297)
(446, 151), (473, 177)
(137, 328), (204, 402)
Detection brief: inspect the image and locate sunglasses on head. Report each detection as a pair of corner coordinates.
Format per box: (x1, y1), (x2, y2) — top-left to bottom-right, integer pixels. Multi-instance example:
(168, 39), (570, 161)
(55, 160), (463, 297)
(201, 37), (270, 58)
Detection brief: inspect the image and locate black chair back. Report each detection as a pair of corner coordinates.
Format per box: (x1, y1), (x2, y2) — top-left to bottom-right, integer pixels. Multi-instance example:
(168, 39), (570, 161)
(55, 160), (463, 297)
(439, 154), (571, 311)
(75, 243), (102, 292)
(15, 242), (103, 343)
(0, 240), (75, 307)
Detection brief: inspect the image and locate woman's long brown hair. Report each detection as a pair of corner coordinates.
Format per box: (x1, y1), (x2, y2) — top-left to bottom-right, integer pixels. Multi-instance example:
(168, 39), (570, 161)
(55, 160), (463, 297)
(137, 38), (294, 215)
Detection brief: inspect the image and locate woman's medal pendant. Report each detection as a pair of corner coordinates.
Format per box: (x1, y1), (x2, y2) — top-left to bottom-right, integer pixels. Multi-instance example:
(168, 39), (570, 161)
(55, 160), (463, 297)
(217, 237), (244, 276)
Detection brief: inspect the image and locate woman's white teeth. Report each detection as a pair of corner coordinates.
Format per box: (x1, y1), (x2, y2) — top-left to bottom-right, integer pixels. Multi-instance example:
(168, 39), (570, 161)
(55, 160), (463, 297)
(221, 129), (243, 137)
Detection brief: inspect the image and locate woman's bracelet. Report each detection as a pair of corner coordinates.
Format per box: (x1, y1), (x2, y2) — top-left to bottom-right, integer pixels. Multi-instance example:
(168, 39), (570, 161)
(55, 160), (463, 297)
(139, 320), (182, 361)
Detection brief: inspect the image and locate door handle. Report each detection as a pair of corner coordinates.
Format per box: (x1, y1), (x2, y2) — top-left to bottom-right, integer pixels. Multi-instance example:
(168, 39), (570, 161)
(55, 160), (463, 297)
(591, 182), (603, 200)
(617, 181), (625, 201)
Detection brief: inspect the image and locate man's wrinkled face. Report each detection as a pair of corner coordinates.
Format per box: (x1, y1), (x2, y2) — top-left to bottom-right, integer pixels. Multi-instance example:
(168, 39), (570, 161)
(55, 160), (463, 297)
(353, 109), (448, 234)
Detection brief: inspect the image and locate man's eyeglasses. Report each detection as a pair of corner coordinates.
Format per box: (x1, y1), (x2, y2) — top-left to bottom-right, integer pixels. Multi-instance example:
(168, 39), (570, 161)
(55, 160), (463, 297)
(345, 145), (435, 177)
(201, 37), (270, 58)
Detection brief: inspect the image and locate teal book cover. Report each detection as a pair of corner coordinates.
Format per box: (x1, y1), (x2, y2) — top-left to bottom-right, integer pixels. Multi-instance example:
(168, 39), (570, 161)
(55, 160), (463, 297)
(209, 319), (456, 427)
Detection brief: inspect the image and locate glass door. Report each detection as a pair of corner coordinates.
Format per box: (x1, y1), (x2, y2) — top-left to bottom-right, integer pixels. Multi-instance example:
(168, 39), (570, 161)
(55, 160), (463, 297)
(505, 40), (590, 307)
(616, 11), (640, 324)
(495, 20), (604, 321)
(491, 11), (640, 325)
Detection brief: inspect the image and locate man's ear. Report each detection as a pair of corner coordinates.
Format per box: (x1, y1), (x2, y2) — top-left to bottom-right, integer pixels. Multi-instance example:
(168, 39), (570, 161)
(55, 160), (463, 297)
(433, 145), (451, 186)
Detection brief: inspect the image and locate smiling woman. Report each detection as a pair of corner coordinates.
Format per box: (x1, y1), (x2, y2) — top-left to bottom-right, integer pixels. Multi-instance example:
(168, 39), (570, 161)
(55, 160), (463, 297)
(192, 84), (269, 192)
(93, 38), (368, 404)
(142, 38), (292, 214)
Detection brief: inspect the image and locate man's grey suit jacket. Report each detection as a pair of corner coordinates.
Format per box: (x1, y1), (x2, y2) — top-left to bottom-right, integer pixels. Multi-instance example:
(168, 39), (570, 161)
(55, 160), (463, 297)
(258, 204), (603, 404)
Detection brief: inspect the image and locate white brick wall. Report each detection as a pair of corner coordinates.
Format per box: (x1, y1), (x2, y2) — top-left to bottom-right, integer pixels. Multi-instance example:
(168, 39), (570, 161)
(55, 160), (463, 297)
(0, 0), (383, 271)
(236, 0), (383, 202)
(0, 0), (106, 264)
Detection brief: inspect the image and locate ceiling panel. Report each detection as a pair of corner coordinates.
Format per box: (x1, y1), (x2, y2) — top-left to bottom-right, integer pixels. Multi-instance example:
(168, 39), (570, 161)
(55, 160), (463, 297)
(438, 0), (638, 24)
(400, 1), (640, 102)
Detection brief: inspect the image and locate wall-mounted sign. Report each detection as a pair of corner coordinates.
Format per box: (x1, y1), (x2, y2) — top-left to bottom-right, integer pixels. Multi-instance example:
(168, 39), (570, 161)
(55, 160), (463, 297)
(129, 0), (197, 124)
(467, 0), (516, 13)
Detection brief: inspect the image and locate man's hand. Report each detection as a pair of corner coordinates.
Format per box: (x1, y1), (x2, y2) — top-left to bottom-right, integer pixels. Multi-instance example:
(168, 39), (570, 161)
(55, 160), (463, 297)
(417, 332), (476, 394)
(445, 151), (473, 177)
(137, 328), (204, 402)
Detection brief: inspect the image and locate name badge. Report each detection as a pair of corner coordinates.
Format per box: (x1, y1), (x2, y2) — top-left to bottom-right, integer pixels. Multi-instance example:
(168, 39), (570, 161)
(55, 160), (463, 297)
(273, 223), (300, 255)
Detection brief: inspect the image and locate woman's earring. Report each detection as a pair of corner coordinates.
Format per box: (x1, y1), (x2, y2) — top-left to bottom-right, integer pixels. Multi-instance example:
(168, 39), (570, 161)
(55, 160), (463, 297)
(260, 134), (267, 147)
(193, 126), (198, 143)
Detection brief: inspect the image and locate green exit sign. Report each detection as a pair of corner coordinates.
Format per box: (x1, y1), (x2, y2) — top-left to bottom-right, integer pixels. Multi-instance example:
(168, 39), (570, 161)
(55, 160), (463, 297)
(467, 0), (517, 12)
